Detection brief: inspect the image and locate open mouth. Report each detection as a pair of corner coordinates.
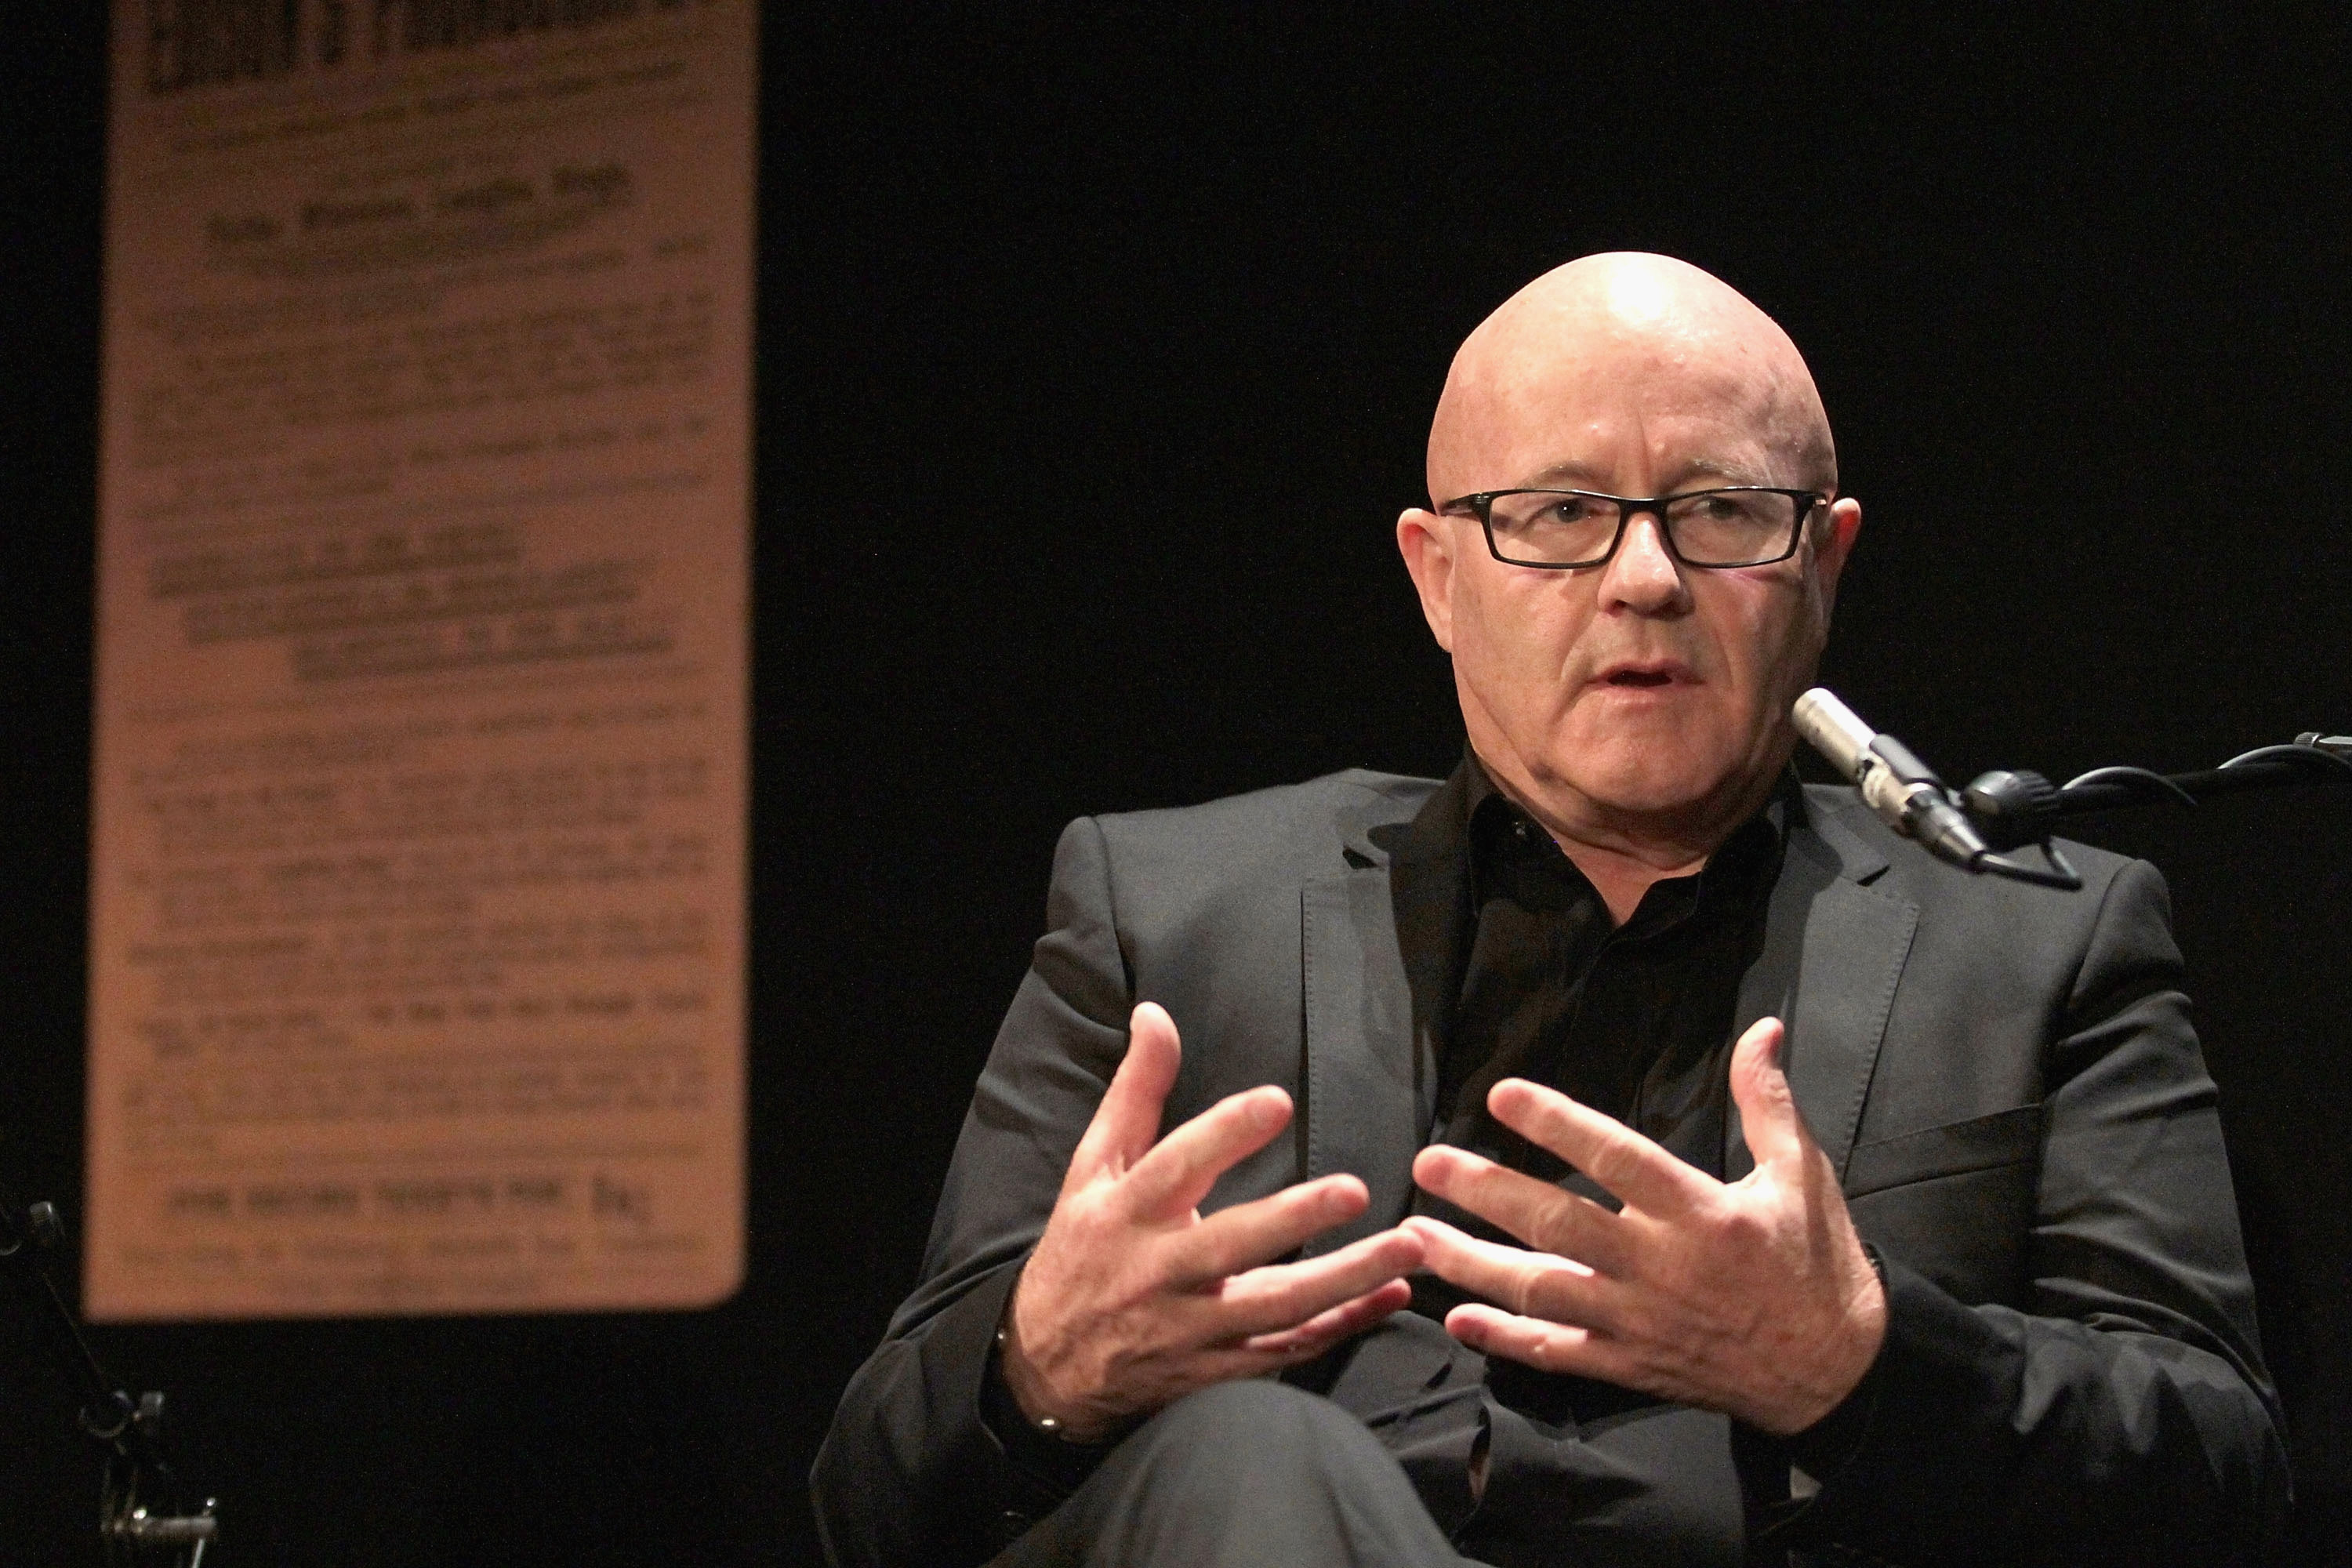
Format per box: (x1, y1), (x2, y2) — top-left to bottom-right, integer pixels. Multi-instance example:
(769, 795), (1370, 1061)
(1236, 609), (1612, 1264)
(1604, 668), (1677, 688)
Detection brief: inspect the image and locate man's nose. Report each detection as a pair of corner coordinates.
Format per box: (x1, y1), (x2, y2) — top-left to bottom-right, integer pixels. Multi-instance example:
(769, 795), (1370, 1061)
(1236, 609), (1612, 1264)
(1600, 510), (1689, 612)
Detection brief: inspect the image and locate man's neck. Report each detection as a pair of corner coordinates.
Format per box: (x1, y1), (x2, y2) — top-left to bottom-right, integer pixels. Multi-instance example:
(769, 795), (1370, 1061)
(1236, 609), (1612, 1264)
(1470, 755), (1778, 926)
(1559, 839), (1709, 927)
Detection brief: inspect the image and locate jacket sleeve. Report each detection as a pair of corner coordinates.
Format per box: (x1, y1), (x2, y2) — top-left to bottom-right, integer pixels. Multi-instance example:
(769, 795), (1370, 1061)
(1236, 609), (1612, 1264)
(811, 818), (1135, 1568)
(1784, 857), (2292, 1566)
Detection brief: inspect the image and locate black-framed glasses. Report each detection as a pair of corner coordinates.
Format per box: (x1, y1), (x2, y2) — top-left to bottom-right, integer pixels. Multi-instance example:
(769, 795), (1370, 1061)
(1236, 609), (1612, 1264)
(1440, 487), (1825, 569)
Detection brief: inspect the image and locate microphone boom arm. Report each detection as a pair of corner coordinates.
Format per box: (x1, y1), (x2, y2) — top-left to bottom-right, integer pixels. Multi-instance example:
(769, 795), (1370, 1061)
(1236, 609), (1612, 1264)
(1962, 737), (2352, 845)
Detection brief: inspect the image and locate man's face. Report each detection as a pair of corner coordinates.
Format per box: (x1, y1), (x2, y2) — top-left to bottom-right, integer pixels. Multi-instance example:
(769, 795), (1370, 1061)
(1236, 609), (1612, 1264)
(1399, 328), (1860, 847)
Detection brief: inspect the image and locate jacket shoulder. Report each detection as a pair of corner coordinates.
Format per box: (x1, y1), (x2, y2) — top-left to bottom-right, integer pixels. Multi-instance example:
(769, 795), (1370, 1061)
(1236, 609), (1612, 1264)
(1065, 768), (1436, 907)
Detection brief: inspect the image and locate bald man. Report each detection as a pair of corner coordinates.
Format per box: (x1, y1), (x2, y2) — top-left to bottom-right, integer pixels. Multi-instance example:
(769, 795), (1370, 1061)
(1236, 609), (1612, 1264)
(814, 256), (2288, 1567)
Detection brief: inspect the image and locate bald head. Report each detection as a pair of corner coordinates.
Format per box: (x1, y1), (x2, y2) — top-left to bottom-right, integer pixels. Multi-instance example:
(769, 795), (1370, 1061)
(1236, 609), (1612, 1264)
(1427, 253), (1835, 505)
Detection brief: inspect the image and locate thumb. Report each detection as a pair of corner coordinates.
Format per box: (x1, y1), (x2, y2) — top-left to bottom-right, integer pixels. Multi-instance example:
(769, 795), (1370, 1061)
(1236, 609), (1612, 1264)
(1730, 1016), (1809, 1171)
(1068, 1001), (1181, 1186)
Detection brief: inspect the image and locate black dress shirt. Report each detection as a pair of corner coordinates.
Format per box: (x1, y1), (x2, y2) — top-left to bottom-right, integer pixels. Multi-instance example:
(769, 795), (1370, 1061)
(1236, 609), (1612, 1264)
(1426, 755), (1784, 1200)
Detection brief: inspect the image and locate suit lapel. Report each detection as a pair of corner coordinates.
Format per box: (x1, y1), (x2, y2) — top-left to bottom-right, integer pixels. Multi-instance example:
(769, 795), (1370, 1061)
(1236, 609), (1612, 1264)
(1300, 873), (1417, 1252)
(1298, 770), (1470, 1254)
(1380, 766), (1475, 1111)
(1726, 794), (1918, 1184)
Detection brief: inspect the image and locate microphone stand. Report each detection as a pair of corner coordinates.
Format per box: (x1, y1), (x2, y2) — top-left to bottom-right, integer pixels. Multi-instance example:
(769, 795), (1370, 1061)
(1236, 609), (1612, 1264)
(0, 1181), (219, 1565)
(1959, 735), (2352, 873)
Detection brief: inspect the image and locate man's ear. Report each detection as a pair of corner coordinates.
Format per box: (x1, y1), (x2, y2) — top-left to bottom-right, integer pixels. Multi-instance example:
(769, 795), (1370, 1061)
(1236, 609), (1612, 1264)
(1396, 508), (1459, 652)
(1811, 496), (1862, 618)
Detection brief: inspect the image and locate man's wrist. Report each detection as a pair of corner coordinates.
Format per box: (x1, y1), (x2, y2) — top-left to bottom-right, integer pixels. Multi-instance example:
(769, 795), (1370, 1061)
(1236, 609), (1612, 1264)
(992, 1280), (1134, 1446)
(982, 1305), (1123, 1494)
(1784, 1241), (1891, 1479)
(992, 1323), (1102, 1445)
(1760, 1231), (1889, 1435)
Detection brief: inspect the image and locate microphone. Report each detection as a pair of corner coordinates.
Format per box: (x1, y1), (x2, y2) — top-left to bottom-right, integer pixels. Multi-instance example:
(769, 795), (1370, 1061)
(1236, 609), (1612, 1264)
(1793, 688), (1994, 871)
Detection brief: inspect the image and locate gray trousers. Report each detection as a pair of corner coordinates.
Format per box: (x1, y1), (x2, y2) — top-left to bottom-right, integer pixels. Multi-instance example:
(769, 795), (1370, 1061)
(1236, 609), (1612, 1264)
(989, 1380), (1482, 1568)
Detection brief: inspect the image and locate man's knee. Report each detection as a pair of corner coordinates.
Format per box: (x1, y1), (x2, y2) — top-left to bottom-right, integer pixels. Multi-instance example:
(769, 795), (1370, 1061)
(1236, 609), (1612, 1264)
(1009, 1381), (1457, 1568)
(1125, 1377), (1386, 1486)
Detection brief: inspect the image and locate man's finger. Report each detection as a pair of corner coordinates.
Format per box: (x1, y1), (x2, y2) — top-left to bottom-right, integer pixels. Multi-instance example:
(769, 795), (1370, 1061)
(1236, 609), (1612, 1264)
(1727, 1016), (1809, 1171)
(1410, 1145), (1633, 1276)
(1067, 1002), (1183, 1187)
(1240, 1278), (1414, 1356)
(1403, 1216), (1616, 1330)
(1118, 1083), (1294, 1221)
(1443, 1302), (1630, 1382)
(1162, 1174), (1370, 1286)
(1486, 1078), (1709, 1219)
(1209, 1225), (1427, 1338)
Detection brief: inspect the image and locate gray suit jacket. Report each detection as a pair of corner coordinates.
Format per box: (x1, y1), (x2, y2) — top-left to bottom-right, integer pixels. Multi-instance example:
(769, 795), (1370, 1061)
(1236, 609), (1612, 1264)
(814, 771), (2290, 1566)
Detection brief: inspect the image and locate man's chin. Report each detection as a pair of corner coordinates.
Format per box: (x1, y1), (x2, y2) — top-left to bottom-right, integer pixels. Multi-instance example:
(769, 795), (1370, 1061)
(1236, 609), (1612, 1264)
(1542, 752), (1745, 826)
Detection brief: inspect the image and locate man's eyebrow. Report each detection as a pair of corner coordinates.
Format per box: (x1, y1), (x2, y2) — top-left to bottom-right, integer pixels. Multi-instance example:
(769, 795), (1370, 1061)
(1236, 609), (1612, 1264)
(1515, 456), (1772, 491)
(1520, 459), (1608, 488)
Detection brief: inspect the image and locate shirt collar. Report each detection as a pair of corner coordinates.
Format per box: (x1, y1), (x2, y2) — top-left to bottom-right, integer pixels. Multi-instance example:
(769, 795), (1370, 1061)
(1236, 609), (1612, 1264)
(1459, 749), (1793, 931)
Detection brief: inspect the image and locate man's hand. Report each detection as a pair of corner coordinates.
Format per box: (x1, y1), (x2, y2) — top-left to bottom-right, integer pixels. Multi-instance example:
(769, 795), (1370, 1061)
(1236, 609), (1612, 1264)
(1405, 1017), (1885, 1436)
(1000, 1002), (1425, 1441)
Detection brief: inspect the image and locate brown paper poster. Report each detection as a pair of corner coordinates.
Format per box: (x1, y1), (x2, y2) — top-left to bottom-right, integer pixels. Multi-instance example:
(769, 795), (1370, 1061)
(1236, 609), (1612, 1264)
(86, 0), (756, 1319)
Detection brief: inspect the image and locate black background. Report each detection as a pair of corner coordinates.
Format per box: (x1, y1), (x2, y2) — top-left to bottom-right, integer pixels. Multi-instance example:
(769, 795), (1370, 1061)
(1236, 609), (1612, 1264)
(6, 6), (2351, 1564)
